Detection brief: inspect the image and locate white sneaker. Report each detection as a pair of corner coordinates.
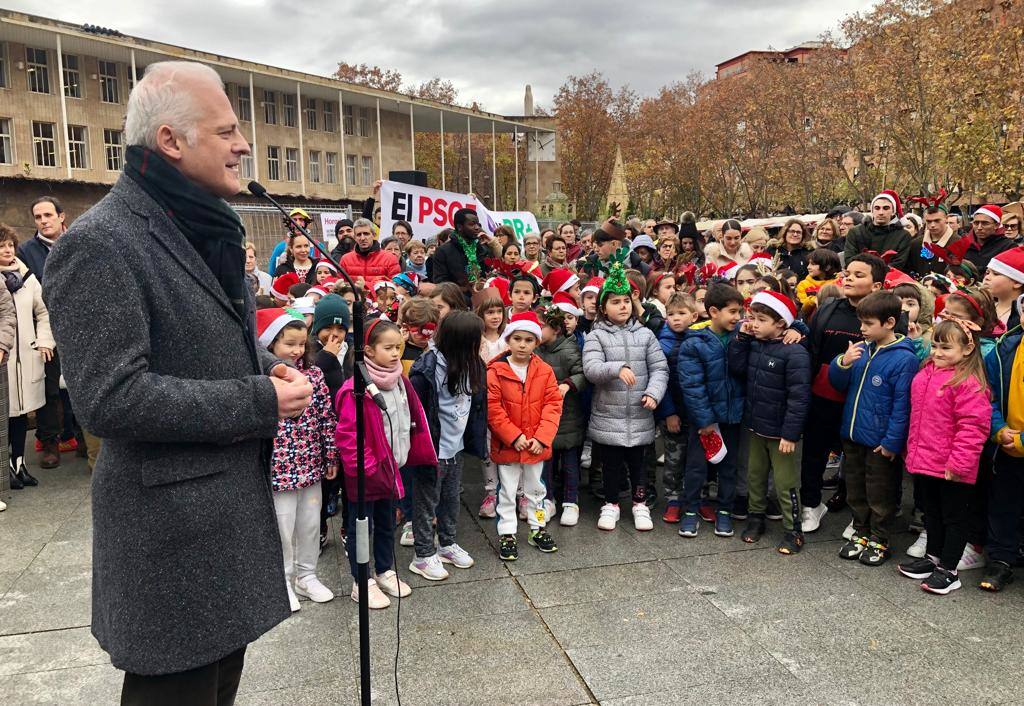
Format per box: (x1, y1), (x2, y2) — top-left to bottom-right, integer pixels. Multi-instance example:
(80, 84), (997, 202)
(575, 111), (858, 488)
(842, 519), (855, 540)
(399, 521), (414, 547)
(351, 579), (390, 609)
(632, 502), (654, 531)
(560, 503), (580, 527)
(0, 499), (6, 512)
(957, 543), (987, 571)
(409, 553), (449, 580)
(906, 531), (928, 558)
(294, 575), (335, 603)
(544, 499), (558, 520)
(597, 503), (620, 531)
(286, 582), (301, 612)
(376, 569), (412, 597)
(438, 543), (475, 569)
(801, 503), (828, 533)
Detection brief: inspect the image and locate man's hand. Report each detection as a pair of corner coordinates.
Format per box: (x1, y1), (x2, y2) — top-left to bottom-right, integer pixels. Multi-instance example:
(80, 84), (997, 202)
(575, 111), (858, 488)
(873, 445), (896, 460)
(513, 434), (530, 451)
(666, 415), (681, 434)
(270, 365), (313, 419)
(841, 340), (864, 367)
(526, 439), (544, 455)
(619, 367), (636, 386)
(641, 394), (657, 410)
(323, 332), (343, 356)
(779, 439), (796, 454)
(38, 347), (53, 363)
(326, 464), (338, 480)
(558, 383), (570, 398)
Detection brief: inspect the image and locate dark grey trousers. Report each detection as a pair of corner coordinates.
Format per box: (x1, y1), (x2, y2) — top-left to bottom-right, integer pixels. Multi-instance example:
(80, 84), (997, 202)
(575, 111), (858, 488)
(412, 453), (463, 558)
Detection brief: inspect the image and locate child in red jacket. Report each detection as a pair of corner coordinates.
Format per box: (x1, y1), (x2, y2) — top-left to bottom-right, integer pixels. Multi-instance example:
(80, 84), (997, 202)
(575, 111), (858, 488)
(487, 311), (564, 561)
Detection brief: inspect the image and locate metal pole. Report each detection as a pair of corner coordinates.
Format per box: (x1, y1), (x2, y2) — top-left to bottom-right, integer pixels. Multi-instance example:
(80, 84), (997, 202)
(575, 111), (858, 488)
(249, 73), (259, 181)
(440, 110), (446, 191)
(55, 36), (72, 178)
(513, 128), (519, 210)
(409, 104), (416, 170)
(491, 121), (497, 208)
(376, 98), (384, 180)
(339, 90), (348, 197)
(352, 296), (371, 706)
(467, 115), (473, 195)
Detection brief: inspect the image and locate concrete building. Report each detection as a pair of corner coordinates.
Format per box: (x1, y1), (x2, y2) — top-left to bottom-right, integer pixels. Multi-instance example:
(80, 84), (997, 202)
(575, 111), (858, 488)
(715, 42), (841, 80)
(0, 10), (556, 250)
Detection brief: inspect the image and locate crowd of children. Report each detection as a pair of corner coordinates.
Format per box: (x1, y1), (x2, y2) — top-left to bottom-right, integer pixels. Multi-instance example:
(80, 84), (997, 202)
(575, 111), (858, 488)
(254, 194), (1024, 609)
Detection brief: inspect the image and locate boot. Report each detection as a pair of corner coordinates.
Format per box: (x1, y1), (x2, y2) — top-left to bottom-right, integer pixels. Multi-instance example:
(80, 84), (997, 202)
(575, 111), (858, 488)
(40, 440), (60, 469)
(9, 462), (24, 490)
(825, 478), (846, 512)
(15, 457), (38, 487)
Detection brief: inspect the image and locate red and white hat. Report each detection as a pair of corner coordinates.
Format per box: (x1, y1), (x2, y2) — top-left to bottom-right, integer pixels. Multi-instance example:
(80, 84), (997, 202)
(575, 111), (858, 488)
(257, 307), (302, 347)
(975, 204), (1003, 225)
(750, 290), (797, 326)
(580, 277), (604, 297)
(289, 296), (316, 315)
(872, 189), (904, 221)
(552, 291), (582, 317)
(717, 262), (738, 280)
(485, 276), (512, 306)
(315, 260), (339, 272)
(542, 268), (579, 296)
(988, 248), (1024, 285)
(308, 276), (340, 299)
(748, 252), (772, 265)
(270, 272), (300, 301)
(502, 311), (543, 341)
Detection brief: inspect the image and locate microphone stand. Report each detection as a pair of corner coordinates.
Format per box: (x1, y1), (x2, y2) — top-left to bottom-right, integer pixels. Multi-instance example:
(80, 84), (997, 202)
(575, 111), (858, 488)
(248, 182), (372, 706)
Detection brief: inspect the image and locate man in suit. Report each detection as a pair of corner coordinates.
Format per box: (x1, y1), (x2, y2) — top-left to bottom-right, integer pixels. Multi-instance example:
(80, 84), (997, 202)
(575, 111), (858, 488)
(44, 61), (313, 705)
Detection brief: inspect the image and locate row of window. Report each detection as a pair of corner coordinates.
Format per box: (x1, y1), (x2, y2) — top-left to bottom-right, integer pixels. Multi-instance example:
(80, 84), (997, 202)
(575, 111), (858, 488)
(259, 146), (373, 186)
(2, 45), (125, 103)
(234, 85), (373, 137)
(0, 118), (124, 171)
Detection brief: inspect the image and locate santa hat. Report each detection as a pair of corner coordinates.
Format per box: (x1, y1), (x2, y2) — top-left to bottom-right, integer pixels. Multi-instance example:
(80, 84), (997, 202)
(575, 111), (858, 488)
(542, 268), (579, 296)
(987, 248), (1024, 285)
(884, 268), (916, 289)
(872, 190), (904, 221)
(290, 296), (316, 315)
(502, 311), (543, 341)
(315, 260), (339, 273)
(751, 291), (797, 326)
(748, 252), (772, 264)
(373, 279), (396, 294)
(270, 272), (300, 301)
(552, 291), (582, 317)
(580, 277), (604, 297)
(717, 262), (738, 280)
(975, 204), (1003, 225)
(392, 272), (420, 295)
(485, 276), (512, 306)
(256, 308), (303, 347)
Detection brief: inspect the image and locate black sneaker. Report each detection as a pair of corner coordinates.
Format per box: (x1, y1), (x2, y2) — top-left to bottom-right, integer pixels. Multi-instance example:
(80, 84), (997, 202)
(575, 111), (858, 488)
(922, 566), (961, 595)
(979, 560), (1013, 592)
(731, 495), (749, 520)
(741, 514), (766, 543)
(499, 534), (518, 561)
(825, 489), (847, 512)
(858, 536), (889, 566)
(777, 531), (804, 555)
(644, 485), (658, 509)
(528, 528), (558, 553)
(839, 535), (867, 560)
(765, 497), (782, 521)
(898, 557), (936, 580)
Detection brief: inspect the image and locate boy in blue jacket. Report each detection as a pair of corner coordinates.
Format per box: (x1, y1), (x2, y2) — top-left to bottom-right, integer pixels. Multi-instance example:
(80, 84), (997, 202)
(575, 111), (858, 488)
(677, 283), (745, 538)
(728, 291), (811, 554)
(654, 292), (699, 523)
(828, 291), (918, 566)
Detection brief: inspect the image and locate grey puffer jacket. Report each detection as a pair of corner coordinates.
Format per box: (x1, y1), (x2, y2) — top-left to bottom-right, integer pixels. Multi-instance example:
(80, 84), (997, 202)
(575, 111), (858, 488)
(583, 319), (668, 447)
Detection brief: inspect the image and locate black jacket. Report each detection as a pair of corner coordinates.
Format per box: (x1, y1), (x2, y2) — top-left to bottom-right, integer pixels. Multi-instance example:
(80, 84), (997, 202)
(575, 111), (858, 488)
(273, 259), (319, 284)
(962, 231), (1016, 275)
(843, 222), (913, 271)
(728, 332), (811, 441)
(770, 246), (811, 279)
(430, 237), (493, 292)
(409, 349), (487, 459)
(311, 339), (352, 402)
(17, 234), (53, 284)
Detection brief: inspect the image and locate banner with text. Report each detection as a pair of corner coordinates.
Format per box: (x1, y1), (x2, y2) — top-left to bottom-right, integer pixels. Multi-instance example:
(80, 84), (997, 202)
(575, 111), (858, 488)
(380, 180), (538, 242)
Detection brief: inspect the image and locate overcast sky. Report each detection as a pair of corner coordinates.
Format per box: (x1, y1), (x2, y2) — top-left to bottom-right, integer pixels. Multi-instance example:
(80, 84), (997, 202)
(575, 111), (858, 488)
(9, 0), (877, 114)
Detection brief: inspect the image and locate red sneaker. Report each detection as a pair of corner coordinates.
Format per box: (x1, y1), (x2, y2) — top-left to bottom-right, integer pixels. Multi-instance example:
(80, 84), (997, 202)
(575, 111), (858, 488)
(698, 502), (716, 523)
(662, 504), (682, 524)
(35, 438), (43, 453)
(59, 438), (79, 453)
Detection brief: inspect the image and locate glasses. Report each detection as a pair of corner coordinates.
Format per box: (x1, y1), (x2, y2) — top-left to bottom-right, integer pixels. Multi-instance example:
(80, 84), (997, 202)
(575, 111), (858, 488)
(1006, 223), (1020, 231)
(788, 228), (804, 234)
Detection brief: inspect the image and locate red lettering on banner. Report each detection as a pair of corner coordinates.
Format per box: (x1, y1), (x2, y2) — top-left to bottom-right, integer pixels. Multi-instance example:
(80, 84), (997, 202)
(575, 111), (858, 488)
(415, 196), (479, 229)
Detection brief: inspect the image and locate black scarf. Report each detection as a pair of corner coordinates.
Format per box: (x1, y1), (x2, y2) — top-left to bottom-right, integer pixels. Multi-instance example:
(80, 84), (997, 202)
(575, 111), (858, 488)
(124, 146), (247, 317)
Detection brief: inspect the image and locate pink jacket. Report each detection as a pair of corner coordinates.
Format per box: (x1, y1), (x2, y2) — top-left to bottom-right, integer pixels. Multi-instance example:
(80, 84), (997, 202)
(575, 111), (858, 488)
(904, 363), (990, 484)
(334, 376), (438, 501)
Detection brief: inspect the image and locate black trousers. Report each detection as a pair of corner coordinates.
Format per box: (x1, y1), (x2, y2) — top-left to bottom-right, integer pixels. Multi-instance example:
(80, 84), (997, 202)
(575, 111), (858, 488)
(35, 353), (63, 442)
(9, 414), (28, 461)
(121, 646), (246, 706)
(799, 395), (845, 508)
(597, 443), (646, 505)
(919, 474), (972, 570)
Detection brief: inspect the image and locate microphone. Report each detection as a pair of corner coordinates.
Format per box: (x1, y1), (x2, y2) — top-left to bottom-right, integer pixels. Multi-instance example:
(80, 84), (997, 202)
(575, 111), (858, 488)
(356, 362), (388, 411)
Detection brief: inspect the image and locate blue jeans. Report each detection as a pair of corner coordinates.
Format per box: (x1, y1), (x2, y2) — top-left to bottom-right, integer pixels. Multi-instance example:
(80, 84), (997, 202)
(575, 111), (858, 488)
(683, 423), (740, 513)
(412, 455), (463, 559)
(345, 499), (395, 577)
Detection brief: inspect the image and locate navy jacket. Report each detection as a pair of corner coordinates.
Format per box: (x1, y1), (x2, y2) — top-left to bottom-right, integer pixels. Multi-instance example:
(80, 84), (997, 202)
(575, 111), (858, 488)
(409, 349), (487, 460)
(828, 335), (918, 452)
(985, 323), (1023, 438)
(654, 323), (686, 421)
(677, 323), (745, 428)
(17, 234), (52, 284)
(728, 332), (811, 441)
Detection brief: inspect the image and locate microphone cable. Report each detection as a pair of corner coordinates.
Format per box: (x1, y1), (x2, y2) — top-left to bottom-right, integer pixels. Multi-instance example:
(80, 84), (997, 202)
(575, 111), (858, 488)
(383, 408), (403, 706)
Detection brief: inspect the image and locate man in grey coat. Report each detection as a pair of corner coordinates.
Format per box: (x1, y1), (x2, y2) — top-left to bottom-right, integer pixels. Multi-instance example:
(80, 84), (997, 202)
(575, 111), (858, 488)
(43, 61), (313, 705)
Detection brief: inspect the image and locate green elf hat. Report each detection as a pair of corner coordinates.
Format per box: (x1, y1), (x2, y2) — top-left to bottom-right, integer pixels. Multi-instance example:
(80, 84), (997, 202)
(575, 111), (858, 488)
(599, 246), (633, 305)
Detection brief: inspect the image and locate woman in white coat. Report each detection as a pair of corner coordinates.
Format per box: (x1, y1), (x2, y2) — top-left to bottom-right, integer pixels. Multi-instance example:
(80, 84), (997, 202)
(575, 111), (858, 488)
(0, 225), (54, 488)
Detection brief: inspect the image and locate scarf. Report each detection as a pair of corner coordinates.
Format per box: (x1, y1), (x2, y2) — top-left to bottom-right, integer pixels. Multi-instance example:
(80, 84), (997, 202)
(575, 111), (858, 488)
(365, 358), (402, 391)
(124, 145), (247, 317)
(453, 231), (481, 284)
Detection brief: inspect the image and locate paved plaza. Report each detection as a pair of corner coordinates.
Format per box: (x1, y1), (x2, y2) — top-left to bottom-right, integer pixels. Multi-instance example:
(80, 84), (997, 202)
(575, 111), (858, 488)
(2, 451), (1024, 705)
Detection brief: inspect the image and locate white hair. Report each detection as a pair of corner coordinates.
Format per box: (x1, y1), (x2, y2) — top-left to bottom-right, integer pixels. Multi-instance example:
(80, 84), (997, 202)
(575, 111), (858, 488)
(353, 218), (375, 231)
(124, 61), (223, 149)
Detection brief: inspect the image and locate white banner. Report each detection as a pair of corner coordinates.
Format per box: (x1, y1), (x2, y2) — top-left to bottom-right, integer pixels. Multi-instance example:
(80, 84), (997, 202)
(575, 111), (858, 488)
(380, 180), (538, 242)
(318, 211), (350, 249)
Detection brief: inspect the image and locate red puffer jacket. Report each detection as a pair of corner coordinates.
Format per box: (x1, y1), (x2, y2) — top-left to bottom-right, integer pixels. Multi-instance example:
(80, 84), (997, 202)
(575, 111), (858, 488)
(340, 243), (400, 289)
(487, 353), (563, 464)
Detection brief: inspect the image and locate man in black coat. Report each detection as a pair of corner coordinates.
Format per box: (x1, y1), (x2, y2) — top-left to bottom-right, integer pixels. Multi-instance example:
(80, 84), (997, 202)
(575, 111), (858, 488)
(430, 208), (494, 297)
(961, 204), (1015, 275)
(44, 61), (313, 705)
(843, 191), (913, 271)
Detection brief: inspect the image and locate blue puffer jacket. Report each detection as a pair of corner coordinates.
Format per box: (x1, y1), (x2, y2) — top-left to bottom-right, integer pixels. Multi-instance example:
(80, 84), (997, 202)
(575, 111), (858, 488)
(677, 322), (745, 429)
(984, 324), (1022, 439)
(655, 323), (687, 421)
(828, 335), (918, 452)
(728, 332), (812, 441)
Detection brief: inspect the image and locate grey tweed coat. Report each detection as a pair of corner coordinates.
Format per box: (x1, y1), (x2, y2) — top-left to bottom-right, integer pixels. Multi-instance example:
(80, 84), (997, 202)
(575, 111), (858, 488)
(583, 318), (668, 447)
(43, 175), (290, 676)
